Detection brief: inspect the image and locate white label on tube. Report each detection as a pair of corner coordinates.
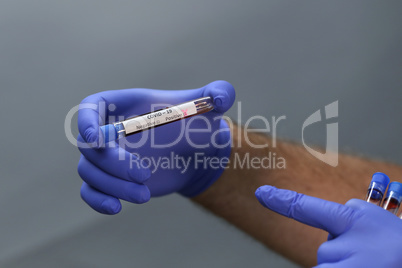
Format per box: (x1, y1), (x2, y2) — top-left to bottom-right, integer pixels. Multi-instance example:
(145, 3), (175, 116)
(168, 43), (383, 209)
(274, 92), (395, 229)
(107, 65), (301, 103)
(123, 102), (197, 134)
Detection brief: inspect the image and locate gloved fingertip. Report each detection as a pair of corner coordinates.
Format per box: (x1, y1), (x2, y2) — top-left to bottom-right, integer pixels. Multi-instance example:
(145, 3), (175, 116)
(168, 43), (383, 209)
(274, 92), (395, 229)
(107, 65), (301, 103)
(84, 127), (101, 148)
(144, 168), (151, 180)
(345, 198), (368, 209)
(213, 94), (226, 108)
(255, 185), (276, 208)
(128, 166), (151, 183)
(256, 185), (276, 196)
(255, 187), (261, 197)
(101, 199), (122, 215)
(140, 168), (152, 183)
(213, 92), (233, 113)
(255, 188), (264, 206)
(203, 80), (235, 113)
(137, 187), (151, 204)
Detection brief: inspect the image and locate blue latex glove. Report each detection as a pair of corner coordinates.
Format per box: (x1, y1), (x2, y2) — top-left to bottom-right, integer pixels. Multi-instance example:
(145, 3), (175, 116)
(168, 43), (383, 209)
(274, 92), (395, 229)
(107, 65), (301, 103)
(255, 185), (402, 268)
(77, 80), (235, 214)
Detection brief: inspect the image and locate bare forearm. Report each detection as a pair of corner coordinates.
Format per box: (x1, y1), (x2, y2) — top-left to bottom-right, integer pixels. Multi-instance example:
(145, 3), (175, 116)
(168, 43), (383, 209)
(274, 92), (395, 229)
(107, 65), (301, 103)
(192, 124), (402, 267)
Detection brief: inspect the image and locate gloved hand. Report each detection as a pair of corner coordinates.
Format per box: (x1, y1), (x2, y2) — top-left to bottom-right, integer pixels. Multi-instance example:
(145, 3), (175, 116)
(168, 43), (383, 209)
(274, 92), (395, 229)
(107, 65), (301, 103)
(255, 185), (402, 268)
(77, 80), (235, 214)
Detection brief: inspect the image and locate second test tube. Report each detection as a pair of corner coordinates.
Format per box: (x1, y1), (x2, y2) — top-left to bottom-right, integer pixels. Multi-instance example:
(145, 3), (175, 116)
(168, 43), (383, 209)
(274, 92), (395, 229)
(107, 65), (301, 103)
(382, 182), (402, 215)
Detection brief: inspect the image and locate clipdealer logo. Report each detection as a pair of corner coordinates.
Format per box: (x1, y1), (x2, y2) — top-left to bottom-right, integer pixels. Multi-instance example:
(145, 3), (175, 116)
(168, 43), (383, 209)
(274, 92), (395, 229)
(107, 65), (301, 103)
(302, 101), (338, 167)
(65, 99), (339, 168)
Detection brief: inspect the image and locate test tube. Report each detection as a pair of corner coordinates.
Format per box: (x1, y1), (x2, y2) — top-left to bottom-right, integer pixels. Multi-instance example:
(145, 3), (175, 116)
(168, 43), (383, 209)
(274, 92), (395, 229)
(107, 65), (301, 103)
(101, 97), (215, 142)
(382, 182), (402, 215)
(366, 172), (390, 205)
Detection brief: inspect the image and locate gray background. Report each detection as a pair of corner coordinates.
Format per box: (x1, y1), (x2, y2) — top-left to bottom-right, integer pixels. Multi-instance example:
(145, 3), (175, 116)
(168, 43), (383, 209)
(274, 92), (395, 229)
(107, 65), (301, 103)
(1, 1), (401, 267)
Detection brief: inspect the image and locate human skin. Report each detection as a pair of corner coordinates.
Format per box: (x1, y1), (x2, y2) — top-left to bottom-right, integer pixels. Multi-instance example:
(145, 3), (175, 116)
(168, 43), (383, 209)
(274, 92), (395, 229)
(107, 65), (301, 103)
(192, 123), (402, 267)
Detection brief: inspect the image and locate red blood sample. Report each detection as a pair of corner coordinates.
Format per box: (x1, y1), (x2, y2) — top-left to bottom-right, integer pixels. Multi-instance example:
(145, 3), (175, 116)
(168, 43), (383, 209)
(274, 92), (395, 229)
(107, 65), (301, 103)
(383, 197), (400, 213)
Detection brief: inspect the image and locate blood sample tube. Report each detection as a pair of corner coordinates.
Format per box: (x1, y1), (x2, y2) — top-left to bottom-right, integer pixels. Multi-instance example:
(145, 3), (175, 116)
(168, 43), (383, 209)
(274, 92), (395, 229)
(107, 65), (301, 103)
(382, 182), (402, 215)
(366, 172), (390, 205)
(100, 97), (214, 142)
